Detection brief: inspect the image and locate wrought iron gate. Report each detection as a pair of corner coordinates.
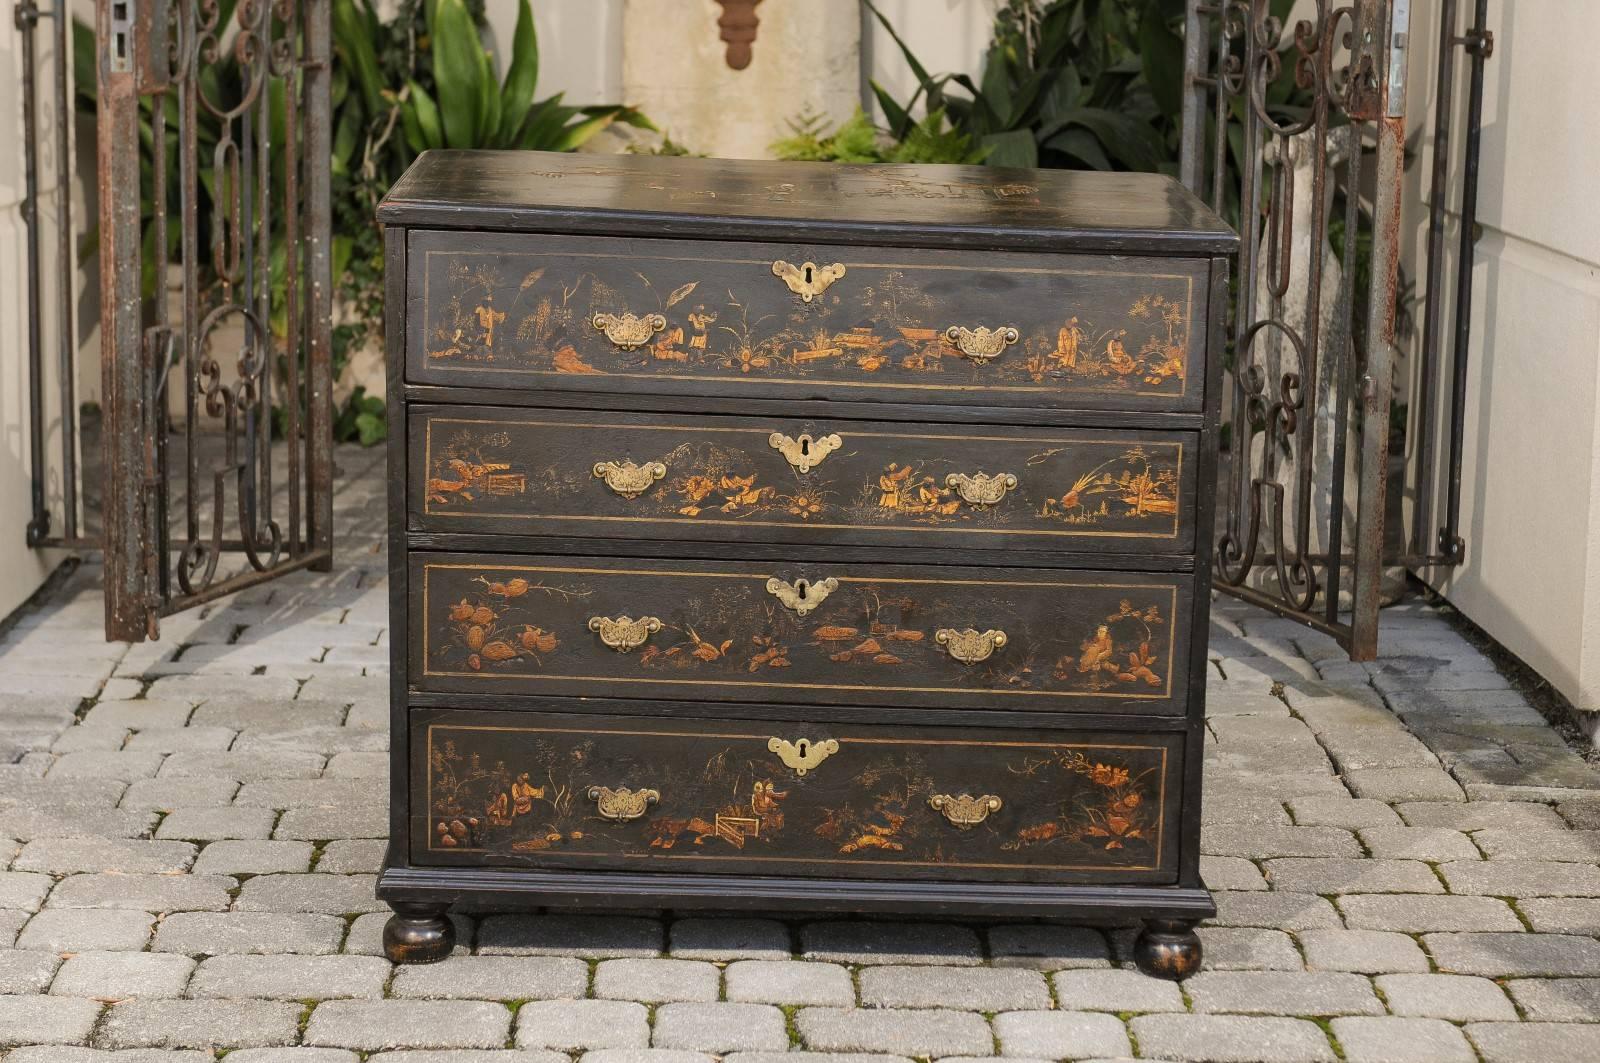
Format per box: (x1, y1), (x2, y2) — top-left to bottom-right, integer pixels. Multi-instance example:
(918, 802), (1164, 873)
(1180, 0), (1481, 659)
(92, 0), (334, 641)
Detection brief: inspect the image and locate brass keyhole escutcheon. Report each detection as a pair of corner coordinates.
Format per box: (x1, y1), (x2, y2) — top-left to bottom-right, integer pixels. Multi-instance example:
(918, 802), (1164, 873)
(769, 431), (841, 473)
(768, 736), (839, 776)
(772, 259), (845, 302)
(766, 576), (838, 616)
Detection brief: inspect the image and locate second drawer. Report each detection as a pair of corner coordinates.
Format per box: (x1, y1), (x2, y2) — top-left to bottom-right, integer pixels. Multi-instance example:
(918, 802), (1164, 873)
(411, 405), (1197, 556)
(410, 552), (1195, 715)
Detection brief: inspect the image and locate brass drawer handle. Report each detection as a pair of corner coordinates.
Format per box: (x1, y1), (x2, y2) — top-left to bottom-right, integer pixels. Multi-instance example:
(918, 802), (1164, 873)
(945, 471), (1018, 506)
(936, 627), (1008, 664)
(772, 259), (846, 302)
(588, 785), (659, 822)
(768, 736), (839, 777)
(588, 615), (662, 652)
(944, 325), (1019, 364)
(769, 431), (842, 473)
(766, 576), (838, 617)
(594, 460), (667, 499)
(593, 311), (666, 350)
(930, 792), (1003, 828)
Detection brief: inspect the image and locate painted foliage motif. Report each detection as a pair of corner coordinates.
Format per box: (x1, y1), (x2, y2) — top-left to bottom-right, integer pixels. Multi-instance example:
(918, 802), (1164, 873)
(419, 418), (1186, 541)
(423, 563), (1179, 700)
(420, 246), (1195, 399)
(424, 723), (1170, 874)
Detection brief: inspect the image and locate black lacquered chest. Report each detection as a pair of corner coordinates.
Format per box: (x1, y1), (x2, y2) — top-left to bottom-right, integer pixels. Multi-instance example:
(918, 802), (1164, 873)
(376, 150), (1236, 978)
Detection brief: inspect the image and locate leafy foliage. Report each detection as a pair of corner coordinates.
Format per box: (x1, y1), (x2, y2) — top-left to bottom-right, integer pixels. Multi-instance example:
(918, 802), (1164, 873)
(772, 106), (986, 165)
(802, 0), (1308, 228)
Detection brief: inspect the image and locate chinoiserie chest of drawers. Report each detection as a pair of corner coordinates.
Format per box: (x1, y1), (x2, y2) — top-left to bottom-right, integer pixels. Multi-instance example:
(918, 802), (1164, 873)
(376, 150), (1236, 978)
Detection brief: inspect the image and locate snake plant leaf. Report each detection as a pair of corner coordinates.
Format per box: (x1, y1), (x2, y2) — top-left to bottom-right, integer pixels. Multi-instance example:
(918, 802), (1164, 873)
(403, 81), (444, 152)
(331, 0), (385, 116)
(430, 0), (485, 148)
(497, 0), (540, 147)
(1138, 0), (1186, 120)
(981, 128), (1038, 169)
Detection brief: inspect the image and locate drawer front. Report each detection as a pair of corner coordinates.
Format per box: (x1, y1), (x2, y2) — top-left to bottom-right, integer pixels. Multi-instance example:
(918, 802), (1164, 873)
(412, 405), (1197, 554)
(410, 554), (1194, 715)
(410, 709), (1183, 883)
(407, 230), (1208, 412)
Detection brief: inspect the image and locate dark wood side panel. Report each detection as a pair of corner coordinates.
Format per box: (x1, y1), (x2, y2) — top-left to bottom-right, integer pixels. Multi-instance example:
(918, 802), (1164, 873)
(408, 552), (1194, 715)
(409, 404), (1198, 555)
(409, 707), (1183, 885)
(406, 231), (1208, 412)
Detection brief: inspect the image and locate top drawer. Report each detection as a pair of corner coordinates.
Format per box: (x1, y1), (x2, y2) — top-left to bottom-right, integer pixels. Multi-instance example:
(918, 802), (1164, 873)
(406, 230), (1210, 413)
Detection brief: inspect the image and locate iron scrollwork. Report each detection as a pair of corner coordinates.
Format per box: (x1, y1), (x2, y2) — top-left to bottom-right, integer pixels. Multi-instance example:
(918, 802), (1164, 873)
(1186, 0), (1402, 658)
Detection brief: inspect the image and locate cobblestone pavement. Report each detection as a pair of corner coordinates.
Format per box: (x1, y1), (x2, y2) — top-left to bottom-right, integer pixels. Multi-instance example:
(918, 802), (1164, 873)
(2, 444), (1599, 1063)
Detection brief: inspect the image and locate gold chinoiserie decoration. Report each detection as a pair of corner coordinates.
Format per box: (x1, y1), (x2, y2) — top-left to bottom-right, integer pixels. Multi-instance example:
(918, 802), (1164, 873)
(935, 627), (1008, 664)
(592, 311), (667, 350)
(765, 576), (839, 617)
(945, 471), (1019, 506)
(593, 459), (667, 499)
(769, 431), (842, 473)
(929, 792), (1004, 828)
(768, 736), (840, 777)
(587, 615), (663, 652)
(772, 259), (846, 302)
(943, 324), (1020, 364)
(587, 785), (660, 822)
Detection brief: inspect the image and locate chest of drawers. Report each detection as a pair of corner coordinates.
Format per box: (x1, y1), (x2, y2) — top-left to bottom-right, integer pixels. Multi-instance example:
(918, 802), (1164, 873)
(376, 151), (1236, 979)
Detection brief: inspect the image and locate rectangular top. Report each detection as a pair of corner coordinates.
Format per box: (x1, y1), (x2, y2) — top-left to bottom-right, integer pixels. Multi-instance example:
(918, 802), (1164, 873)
(380, 150), (1237, 256)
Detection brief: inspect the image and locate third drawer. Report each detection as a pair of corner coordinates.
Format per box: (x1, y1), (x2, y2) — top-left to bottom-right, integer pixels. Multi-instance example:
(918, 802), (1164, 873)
(409, 552), (1196, 715)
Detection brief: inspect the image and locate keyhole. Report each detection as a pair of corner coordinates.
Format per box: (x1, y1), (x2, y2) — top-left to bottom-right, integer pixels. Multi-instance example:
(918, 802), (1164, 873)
(796, 739), (809, 757)
(795, 580), (809, 601)
(803, 264), (814, 285)
(800, 437), (811, 456)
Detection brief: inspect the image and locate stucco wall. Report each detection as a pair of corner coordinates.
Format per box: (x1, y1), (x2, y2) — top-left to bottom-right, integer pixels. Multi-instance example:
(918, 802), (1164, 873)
(1400, 0), (1600, 709)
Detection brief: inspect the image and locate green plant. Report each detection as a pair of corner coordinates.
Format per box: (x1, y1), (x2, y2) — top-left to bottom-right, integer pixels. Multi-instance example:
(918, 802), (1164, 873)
(834, 0), (1308, 224)
(772, 106), (985, 165)
(333, 386), (388, 447)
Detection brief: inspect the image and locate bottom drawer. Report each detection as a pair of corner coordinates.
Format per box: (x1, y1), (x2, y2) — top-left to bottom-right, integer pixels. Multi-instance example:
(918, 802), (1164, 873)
(410, 709), (1183, 884)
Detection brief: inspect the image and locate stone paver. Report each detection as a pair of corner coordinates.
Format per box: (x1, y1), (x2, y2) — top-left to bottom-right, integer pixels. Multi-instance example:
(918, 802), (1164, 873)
(992, 1011), (1131, 1059)
(651, 1003), (790, 1053)
(596, 958), (721, 1003)
(793, 1008), (993, 1056)
(517, 1000), (650, 1051)
(0, 996), (102, 1046)
(0, 444), (1595, 1060)
(725, 960), (855, 1006)
(1297, 929), (1430, 973)
(1184, 971), (1385, 1016)
(1051, 968), (1185, 1012)
(49, 951), (196, 998)
(1129, 1014), (1335, 1062)
(1330, 1016), (1477, 1063)
(96, 999), (302, 1049)
(306, 1001), (512, 1050)
(857, 965), (1049, 1010)
(188, 954), (391, 999)
(390, 956), (588, 1000)
(1375, 973), (1518, 1021)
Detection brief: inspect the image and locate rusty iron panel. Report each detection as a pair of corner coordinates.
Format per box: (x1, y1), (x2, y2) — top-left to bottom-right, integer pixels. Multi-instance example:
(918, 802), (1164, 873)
(93, 0), (335, 642)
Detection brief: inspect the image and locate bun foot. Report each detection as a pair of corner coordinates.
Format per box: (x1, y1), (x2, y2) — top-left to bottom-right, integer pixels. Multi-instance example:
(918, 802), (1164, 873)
(1133, 918), (1202, 980)
(383, 903), (456, 964)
